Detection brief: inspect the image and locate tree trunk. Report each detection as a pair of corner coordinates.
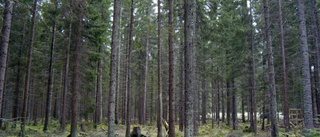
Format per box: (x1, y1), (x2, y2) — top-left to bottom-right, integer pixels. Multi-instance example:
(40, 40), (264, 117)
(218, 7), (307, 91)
(297, 0), (314, 129)
(168, 0), (175, 135)
(184, 0), (196, 135)
(231, 78), (237, 130)
(95, 46), (102, 129)
(70, 0), (84, 136)
(226, 81), (230, 126)
(142, 26), (149, 125)
(211, 71), (215, 128)
(311, 0), (320, 120)
(125, 0), (134, 136)
(263, 0), (279, 136)
(201, 78), (207, 125)
(0, 0), (13, 126)
(60, 21), (71, 131)
(21, 0), (37, 136)
(179, 33), (184, 132)
(115, 6), (123, 125)
(278, 0), (289, 132)
(157, 0), (163, 136)
(108, 0), (120, 135)
(44, 12), (56, 132)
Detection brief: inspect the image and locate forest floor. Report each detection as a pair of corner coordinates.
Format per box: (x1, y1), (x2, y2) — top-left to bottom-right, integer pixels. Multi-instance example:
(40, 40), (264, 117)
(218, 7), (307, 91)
(0, 120), (318, 137)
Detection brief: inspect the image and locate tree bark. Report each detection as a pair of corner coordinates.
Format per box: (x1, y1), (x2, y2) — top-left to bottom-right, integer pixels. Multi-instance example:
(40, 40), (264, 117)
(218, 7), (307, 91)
(60, 21), (71, 131)
(21, 0), (37, 136)
(226, 81), (230, 126)
(201, 78), (207, 125)
(44, 11), (56, 132)
(263, 0), (279, 136)
(0, 0), (13, 126)
(70, 0), (83, 136)
(311, 0), (320, 120)
(142, 25), (149, 125)
(178, 33), (184, 132)
(95, 46), (102, 129)
(278, 0), (289, 132)
(157, 0), (163, 136)
(168, 0), (175, 136)
(184, 0), (196, 135)
(125, 0), (134, 136)
(108, 0), (120, 135)
(231, 78), (237, 130)
(297, 0), (314, 129)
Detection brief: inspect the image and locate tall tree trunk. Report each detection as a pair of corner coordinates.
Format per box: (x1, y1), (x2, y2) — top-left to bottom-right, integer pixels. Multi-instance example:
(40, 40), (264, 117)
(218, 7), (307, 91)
(201, 78), (207, 125)
(168, 0), (175, 136)
(21, 0), (37, 136)
(60, 21), (71, 131)
(95, 46), (102, 129)
(248, 0), (257, 132)
(216, 71), (220, 125)
(263, 0), (279, 136)
(115, 6), (122, 125)
(211, 71), (215, 128)
(0, 0), (13, 125)
(226, 81), (230, 126)
(241, 92), (245, 123)
(108, 0), (120, 136)
(311, 0), (320, 120)
(157, 0), (163, 136)
(179, 33), (184, 132)
(297, 0), (314, 129)
(184, 0), (196, 135)
(70, 0), (83, 136)
(142, 26), (149, 125)
(231, 78), (237, 130)
(125, 0), (134, 136)
(221, 82), (225, 122)
(278, 0), (289, 132)
(44, 12), (56, 132)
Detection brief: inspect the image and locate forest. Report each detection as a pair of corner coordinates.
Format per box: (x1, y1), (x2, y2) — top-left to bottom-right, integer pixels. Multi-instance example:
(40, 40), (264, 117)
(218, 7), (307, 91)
(0, 0), (320, 136)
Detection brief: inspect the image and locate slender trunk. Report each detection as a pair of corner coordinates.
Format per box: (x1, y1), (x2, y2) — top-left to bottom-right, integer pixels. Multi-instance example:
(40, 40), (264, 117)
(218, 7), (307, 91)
(178, 34), (184, 132)
(95, 46), (102, 129)
(248, 0), (257, 132)
(278, 0), (289, 132)
(0, 0), (13, 124)
(70, 1), (83, 136)
(21, 0), (37, 136)
(221, 82), (225, 122)
(108, 0), (119, 135)
(297, 0), (314, 129)
(231, 78), (237, 130)
(125, 0), (134, 136)
(184, 0), (196, 135)
(216, 70), (220, 124)
(157, 0), (163, 136)
(211, 72), (215, 128)
(143, 28), (149, 125)
(44, 13), (56, 132)
(311, 0), (320, 119)
(168, 0), (175, 135)
(201, 78), (207, 125)
(60, 22), (71, 131)
(226, 81), (230, 126)
(241, 92), (245, 123)
(115, 6), (122, 125)
(263, 0), (279, 136)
